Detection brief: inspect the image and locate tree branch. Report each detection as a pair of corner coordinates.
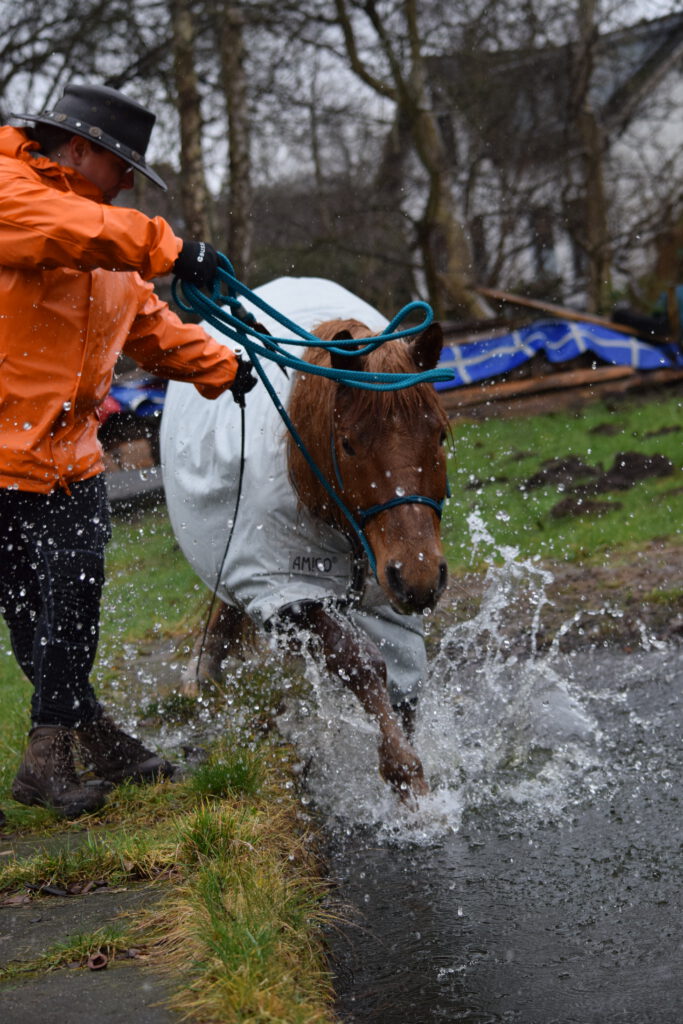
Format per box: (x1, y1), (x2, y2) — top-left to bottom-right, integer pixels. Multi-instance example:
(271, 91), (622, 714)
(333, 0), (397, 100)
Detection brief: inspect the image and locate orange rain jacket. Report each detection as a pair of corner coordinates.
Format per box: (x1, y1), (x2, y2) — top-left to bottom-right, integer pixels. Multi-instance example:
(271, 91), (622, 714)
(0, 126), (238, 493)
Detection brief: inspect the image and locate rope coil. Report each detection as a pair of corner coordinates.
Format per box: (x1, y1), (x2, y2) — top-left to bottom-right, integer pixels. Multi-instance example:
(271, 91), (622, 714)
(172, 254), (455, 391)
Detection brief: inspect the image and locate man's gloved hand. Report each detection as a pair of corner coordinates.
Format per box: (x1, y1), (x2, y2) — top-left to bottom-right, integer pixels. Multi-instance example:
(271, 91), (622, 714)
(230, 355), (257, 406)
(173, 240), (219, 288)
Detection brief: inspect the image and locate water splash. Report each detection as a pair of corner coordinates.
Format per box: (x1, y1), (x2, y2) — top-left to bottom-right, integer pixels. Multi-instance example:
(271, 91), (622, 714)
(277, 509), (599, 840)
(93, 508), (666, 844)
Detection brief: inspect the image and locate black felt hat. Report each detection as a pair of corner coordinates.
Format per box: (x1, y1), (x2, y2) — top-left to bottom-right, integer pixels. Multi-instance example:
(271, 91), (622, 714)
(12, 82), (167, 190)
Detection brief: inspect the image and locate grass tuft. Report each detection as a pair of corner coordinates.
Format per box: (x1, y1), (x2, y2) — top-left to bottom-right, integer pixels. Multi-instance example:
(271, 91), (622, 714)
(141, 804), (336, 1024)
(188, 745), (267, 800)
(0, 746), (337, 1021)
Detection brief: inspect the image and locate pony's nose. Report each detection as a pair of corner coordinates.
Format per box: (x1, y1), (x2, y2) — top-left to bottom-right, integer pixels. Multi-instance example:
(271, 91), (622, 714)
(385, 557), (448, 611)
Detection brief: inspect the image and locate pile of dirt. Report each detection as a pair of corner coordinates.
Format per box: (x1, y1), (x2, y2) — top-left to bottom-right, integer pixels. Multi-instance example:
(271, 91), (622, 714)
(523, 451), (675, 520)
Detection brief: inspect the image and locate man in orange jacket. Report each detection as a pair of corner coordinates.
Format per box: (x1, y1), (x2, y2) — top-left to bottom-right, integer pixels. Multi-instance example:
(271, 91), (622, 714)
(0, 82), (256, 819)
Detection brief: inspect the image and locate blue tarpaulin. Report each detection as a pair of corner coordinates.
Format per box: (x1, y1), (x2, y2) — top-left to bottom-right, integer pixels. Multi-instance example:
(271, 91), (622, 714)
(108, 378), (167, 416)
(435, 318), (683, 391)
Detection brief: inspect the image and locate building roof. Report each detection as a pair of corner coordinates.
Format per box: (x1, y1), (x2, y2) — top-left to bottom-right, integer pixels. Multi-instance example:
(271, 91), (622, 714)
(428, 12), (683, 166)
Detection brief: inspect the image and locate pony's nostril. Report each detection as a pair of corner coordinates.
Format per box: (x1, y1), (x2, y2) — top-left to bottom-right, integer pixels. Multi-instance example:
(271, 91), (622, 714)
(386, 559), (447, 609)
(385, 561), (405, 597)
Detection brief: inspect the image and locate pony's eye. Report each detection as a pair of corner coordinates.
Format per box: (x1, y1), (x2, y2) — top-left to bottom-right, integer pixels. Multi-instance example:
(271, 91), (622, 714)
(341, 437), (355, 456)
(439, 430), (447, 446)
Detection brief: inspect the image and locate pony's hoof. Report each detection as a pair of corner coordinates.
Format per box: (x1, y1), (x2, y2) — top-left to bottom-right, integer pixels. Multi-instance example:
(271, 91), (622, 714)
(178, 678), (201, 699)
(380, 749), (429, 808)
(391, 775), (429, 812)
(379, 731), (428, 799)
(179, 651), (224, 695)
(397, 770), (429, 807)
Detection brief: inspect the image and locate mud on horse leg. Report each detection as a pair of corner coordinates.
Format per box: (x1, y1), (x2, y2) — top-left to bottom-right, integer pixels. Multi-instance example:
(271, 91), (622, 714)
(281, 602), (429, 804)
(180, 600), (248, 697)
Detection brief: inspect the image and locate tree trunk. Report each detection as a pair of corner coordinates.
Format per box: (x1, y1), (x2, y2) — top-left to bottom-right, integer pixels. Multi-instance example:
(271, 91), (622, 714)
(578, 107), (612, 313)
(410, 103), (486, 320)
(215, 2), (253, 273)
(402, 14), (487, 321)
(168, 0), (212, 240)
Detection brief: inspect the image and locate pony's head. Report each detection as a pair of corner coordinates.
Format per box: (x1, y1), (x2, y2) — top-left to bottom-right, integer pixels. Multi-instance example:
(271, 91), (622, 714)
(287, 318), (449, 614)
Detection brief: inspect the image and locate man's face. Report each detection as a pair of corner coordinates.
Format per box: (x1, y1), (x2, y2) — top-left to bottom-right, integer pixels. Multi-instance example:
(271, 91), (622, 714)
(77, 144), (135, 204)
(63, 136), (135, 203)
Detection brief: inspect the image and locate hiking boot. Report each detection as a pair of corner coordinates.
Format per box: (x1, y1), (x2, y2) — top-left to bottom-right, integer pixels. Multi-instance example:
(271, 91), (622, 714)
(75, 715), (174, 785)
(12, 726), (107, 818)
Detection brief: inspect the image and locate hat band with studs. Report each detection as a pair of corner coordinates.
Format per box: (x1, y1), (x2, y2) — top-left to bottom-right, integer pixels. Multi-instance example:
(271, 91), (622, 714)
(49, 111), (144, 164)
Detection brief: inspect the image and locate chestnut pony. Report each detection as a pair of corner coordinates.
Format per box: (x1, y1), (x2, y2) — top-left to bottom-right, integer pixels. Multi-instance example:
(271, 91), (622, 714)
(172, 316), (449, 802)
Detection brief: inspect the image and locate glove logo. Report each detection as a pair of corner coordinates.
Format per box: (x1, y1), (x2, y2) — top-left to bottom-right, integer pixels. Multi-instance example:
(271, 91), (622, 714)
(197, 242), (206, 264)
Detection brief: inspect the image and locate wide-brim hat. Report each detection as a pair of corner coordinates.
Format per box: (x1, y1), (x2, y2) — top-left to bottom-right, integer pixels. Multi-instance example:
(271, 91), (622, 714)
(12, 82), (167, 191)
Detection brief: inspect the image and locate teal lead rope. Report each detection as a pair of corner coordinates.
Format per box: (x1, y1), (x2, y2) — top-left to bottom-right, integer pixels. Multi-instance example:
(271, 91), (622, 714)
(172, 253), (455, 574)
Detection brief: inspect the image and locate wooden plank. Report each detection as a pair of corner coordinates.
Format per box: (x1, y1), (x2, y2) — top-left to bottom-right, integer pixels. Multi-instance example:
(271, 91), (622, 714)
(440, 366), (683, 417)
(466, 372), (683, 420)
(441, 324), (514, 345)
(476, 286), (643, 337)
(440, 365), (635, 410)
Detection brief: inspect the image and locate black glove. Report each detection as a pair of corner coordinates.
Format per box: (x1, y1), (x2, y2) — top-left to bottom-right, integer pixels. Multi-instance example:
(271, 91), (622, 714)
(230, 355), (257, 406)
(173, 240), (219, 288)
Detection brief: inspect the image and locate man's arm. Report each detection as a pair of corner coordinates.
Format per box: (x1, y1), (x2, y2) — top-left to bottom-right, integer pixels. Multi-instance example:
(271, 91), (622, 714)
(122, 286), (239, 399)
(0, 159), (181, 279)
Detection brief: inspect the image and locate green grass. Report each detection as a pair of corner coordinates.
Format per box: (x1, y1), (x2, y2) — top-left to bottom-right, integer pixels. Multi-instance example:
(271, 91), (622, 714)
(443, 388), (683, 568)
(0, 769), (336, 1021)
(151, 802), (335, 1023)
(188, 745), (267, 800)
(98, 507), (203, 651)
(0, 923), (136, 984)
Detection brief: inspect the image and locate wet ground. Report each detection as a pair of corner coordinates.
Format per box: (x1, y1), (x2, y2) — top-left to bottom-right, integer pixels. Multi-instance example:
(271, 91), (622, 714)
(324, 647), (683, 1023)
(0, 863), (176, 1024)
(268, 544), (683, 1024)
(437, 537), (683, 657)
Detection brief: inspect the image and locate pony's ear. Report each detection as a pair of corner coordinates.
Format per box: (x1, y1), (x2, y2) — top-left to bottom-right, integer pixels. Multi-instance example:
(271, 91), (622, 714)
(329, 329), (364, 372)
(407, 321), (444, 371)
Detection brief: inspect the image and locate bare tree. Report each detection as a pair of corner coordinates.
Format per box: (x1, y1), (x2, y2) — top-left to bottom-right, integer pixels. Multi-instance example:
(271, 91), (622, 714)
(563, 0), (613, 312)
(168, 0), (212, 239)
(2, 0), (680, 317)
(330, 0), (488, 319)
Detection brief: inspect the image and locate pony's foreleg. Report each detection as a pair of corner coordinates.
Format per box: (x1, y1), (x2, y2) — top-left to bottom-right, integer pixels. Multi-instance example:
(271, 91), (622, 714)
(286, 604), (429, 803)
(180, 601), (246, 697)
